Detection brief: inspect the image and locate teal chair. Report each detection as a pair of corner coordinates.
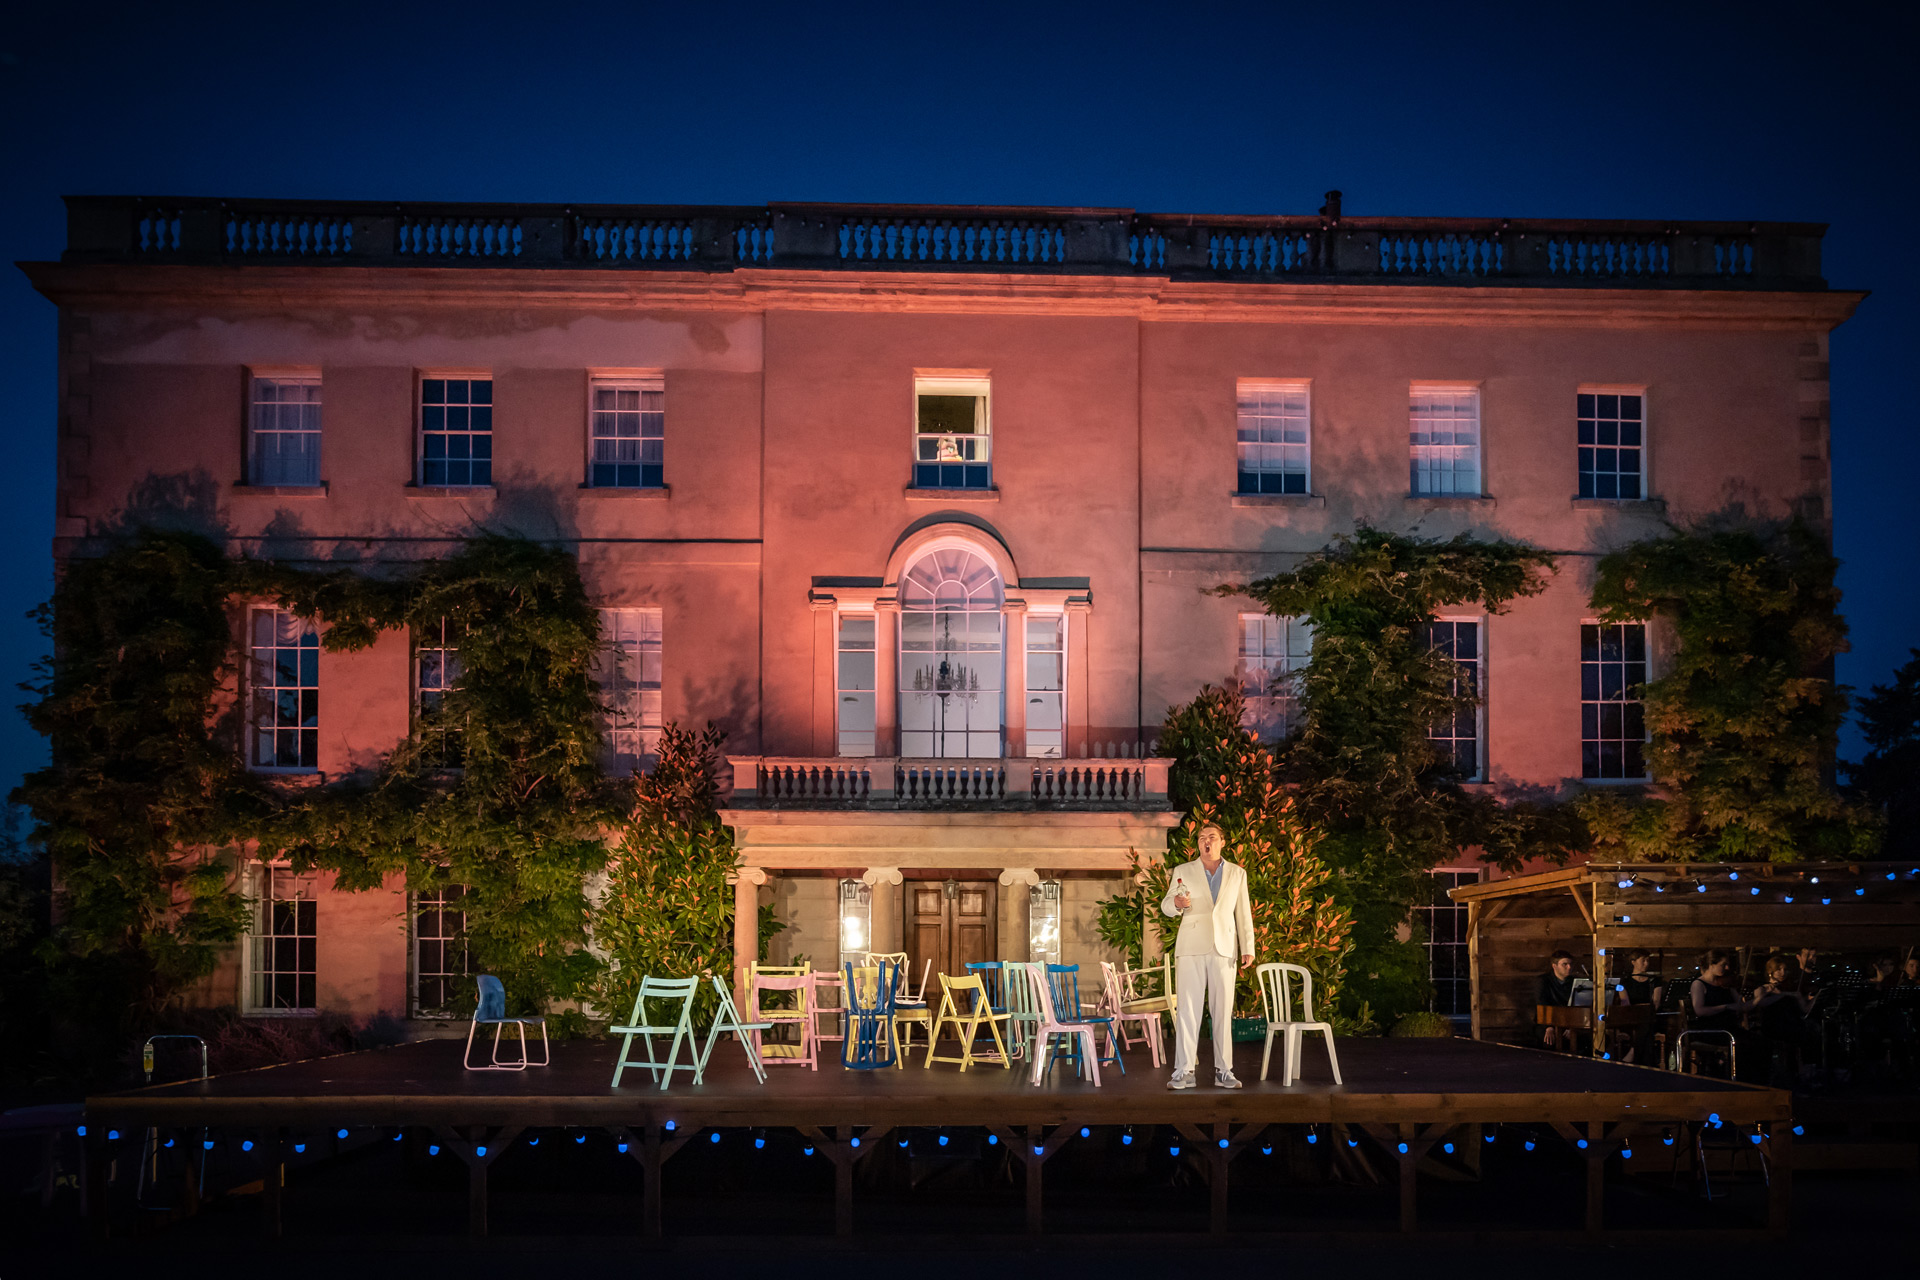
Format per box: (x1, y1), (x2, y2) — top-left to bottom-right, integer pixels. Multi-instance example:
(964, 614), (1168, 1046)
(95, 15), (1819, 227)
(610, 975), (702, 1089)
(698, 975), (773, 1084)
(1003, 961), (1042, 1061)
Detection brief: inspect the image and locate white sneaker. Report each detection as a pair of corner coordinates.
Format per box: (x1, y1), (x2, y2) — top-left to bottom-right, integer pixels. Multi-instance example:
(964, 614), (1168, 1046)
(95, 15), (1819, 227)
(1167, 1070), (1196, 1090)
(1215, 1069), (1244, 1089)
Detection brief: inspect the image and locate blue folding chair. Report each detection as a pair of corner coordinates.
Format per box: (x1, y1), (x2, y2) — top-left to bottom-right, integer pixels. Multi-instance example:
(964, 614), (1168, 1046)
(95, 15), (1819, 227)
(609, 975), (702, 1089)
(463, 975), (550, 1071)
(842, 960), (899, 1070)
(1042, 964), (1124, 1080)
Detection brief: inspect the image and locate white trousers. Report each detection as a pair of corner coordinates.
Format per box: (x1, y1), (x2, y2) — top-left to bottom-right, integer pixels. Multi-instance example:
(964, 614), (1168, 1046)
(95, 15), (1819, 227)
(1173, 953), (1236, 1076)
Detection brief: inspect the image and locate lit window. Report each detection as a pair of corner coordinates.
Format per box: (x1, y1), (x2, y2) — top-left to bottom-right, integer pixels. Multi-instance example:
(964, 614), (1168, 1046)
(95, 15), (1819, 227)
(1582, 622), (1648, 780)
(836, 614), (876, 757)
(1238, 614), (1313, 743)
(249, 866), (317, 1012)
(412, 885), (468, 1016)
(415, 617), (463, 767)
(419, 376), (492, 487)
(837, 879), (873, 973)
(589, 377), (664, 488)
(913, 376), (991, 489)
(249, 608), (319, 770)
(596, 607), (662, 775)
(1423, 619), (1483, 779)
(1030, 881), (1063, 965)
(1025, 615), (1066, 759)
(1410, 387), (1481, 496)
(1577, 392), (1644, 500)
(899, 547), (1004, 758)
(249, 376), (321, 486)
(1417, 870), (1479, 1018)
(1236, 381), (1310, 495)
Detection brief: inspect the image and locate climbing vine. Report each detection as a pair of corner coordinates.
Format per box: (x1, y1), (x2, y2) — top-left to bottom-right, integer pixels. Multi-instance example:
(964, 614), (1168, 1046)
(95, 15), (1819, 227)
(1583, 516), (1878, 862)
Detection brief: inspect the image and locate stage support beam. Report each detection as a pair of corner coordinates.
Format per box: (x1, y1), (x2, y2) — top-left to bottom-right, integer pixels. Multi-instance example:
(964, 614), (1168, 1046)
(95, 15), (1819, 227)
(433, 1124), (521, 1237)
(797, 1124), (892, 1237)
(987, 1121), (1082, 1235)
(613, 1123), (695, 1237)
(1173, 1121), (1268, 1233)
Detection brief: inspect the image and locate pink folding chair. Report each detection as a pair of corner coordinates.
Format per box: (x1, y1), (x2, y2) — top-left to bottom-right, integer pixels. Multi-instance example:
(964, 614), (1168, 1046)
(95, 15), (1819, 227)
(1101, 960), (1168, 1069)
(747, 971), (817, 1071)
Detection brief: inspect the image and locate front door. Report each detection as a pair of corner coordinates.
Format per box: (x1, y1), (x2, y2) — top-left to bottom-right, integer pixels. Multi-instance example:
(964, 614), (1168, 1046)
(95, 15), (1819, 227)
(906, 878), (999, 980)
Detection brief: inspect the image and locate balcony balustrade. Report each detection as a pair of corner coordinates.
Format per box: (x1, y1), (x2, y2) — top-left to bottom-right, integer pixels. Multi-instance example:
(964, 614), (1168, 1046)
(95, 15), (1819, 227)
(728, 755), (1172, 810)
(61, 196), (1829, 289)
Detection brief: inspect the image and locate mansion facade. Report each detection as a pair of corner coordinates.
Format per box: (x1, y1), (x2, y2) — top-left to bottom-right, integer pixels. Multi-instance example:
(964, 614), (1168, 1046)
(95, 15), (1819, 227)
(24, 196), (1857, 1027)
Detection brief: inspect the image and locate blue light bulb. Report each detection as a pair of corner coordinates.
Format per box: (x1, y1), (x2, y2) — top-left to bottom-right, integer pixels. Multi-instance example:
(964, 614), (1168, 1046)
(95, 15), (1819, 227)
(711, 1133), (721, 1144)
(1524, 1140), (1536, 1151)
(804, 1147), (814, 1156)
(939, 1134), (950, 1147)
(1728, 871), (1739, 881)
(1443, 1142), (1454, 1154)
(1170, 1146), (1181, 1156)
(1307, 1133), (1318, 1144)
(294, 1143), (306, 1154)
(1120, 1134), (1130, 1146)
(664, 1120), (675, 1132)
(429, 1145), (440, 1156)
(528, 1138), (539, 1146)
(619, 1143), (630, 1153)
(1397, 1142), (1408, 1154)
(1218, 1139), (1229, 1149)
(1576, 1139), (1588, 1149)
(1080, 1127), (1090, 1138)
(241, 1140), (254, 1152)
(106, 1130), (119, 1141)
(476, 1146), (487, 1157)
(336, 1128), (348, 1139)
(574, 1134), (585, 1144)
(987, 1135), (997, 1146)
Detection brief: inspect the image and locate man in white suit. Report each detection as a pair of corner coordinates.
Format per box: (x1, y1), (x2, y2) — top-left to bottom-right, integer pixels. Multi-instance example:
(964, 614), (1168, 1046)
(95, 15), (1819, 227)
(1160, 822), (1256, 1089)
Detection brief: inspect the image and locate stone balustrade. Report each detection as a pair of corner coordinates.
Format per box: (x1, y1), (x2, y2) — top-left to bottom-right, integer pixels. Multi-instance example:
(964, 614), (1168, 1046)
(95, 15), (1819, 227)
(59, 195), (1829, 289)
(729, 755), (1172, 809)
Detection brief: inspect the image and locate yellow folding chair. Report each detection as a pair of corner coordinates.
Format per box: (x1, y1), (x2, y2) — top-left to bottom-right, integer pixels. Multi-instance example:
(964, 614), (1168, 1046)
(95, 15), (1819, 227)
(922, 972), (1012, 1071)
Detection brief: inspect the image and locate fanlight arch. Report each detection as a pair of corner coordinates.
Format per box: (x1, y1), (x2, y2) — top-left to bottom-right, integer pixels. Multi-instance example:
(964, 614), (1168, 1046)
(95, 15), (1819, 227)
(899, 544), (1004, 758)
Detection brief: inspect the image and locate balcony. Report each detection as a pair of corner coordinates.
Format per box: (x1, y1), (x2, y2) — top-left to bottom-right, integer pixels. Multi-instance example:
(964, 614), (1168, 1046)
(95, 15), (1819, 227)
(727, 756), (1172, 810)
(57, 196), (1830, 290)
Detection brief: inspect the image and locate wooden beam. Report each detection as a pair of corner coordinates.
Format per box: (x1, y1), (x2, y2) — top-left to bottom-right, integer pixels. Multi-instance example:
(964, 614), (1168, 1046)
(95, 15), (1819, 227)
(1568, 885), (1595, 933)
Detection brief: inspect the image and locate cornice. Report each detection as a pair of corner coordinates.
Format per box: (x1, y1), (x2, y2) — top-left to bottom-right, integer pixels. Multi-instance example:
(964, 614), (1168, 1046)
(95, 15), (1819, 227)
(16, 261), (1866, 331)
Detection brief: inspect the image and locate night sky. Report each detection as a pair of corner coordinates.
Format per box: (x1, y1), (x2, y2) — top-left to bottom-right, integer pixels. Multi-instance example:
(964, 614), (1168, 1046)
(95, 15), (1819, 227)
(0, 1), (1913, 800)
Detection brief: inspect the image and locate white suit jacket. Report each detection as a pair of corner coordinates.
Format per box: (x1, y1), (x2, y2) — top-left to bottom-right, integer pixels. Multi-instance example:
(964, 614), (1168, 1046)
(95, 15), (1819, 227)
(1159, 858), (1256, 959)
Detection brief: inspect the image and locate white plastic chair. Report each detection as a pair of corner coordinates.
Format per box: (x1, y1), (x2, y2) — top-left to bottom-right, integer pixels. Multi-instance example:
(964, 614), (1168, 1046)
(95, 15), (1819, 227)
(1256, 961), (1343, 1086)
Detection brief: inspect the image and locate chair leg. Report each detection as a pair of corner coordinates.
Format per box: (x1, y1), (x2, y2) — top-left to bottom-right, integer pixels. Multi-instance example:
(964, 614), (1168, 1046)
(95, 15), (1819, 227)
(1084, 1030), (1103, 1087)
(611, 1033), (631, 1087)
(463, 1020), (482, 1071)
(1320, 1027), (1343, 1086)
(1260, 1029), (1276, 1082)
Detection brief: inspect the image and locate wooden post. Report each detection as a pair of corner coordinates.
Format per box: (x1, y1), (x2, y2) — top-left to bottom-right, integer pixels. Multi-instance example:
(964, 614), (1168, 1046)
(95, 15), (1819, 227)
(1589, 882), (1605, 1059)
(1466, 899), (1482, 1041)
(1768, 1119), (1794, 1235)
(643, 1123), (663, 1237)
(1398, 1122), (1418, 1233)
(1584, 1119), (1605, 1233)
(433, 1125), (521, 1238)
(797, 1125), (891, 1238)
(986, 1122), (1081, 1235)
(263, 1129), (286, 1237)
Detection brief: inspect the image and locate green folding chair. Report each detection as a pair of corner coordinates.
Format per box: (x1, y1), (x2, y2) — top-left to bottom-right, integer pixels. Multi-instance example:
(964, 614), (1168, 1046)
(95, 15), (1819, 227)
(698, 975), (773, 1084)
(610, 975), (702, 1089)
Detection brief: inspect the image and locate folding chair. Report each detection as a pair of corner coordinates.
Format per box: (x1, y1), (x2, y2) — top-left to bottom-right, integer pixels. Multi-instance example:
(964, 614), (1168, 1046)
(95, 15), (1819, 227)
(463, 975), (550, 1071)
(609, 975), (703, 1089)
(748, 970), (817, 1071)
(924, 972), (1013, 1071)
(700, 975), (773, 1084)
(1101, 960), (1169, 1069)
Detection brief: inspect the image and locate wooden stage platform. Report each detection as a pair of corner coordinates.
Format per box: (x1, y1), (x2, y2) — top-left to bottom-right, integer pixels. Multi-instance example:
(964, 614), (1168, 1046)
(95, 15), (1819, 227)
(87, 1036), (1788, 1238)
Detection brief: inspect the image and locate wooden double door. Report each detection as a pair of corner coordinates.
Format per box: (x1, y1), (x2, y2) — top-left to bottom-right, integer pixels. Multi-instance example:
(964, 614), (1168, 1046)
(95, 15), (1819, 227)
(906, 878), (998, 981)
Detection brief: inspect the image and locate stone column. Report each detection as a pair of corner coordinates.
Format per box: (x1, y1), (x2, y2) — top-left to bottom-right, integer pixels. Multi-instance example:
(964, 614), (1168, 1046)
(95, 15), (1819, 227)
(862, 867), (904, 955)
(999, 868), (1041, 962)
(729, 867), (769, 1012)
(874, 600), (900, 758)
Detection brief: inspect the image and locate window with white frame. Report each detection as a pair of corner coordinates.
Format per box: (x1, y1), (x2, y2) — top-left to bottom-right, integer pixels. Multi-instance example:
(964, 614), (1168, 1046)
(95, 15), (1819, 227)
(415, 617), (463, 767)
(412, 884), (467, 1016)
(249, 608), (319, 770)
(837, 879), (872, 974)
(248, 375), (321, 486)
(248, 866), (317, 1012)
(596, 607), (662, 775)
(836, 613), (877, 757)
(913, 376), (991, 489)
(1236, 380), (1311, 495)
(1581, 621), (1649, 780)
(1238, 613), (1313, 743)
(1024, 615), (1065, 759)
(1029, 880), (1063, 965)
(1423, 619), (1483, 779)
(1417, 870), (1480, 1018)
(1577, 391), (1644, 500)
(419, 376), (493, 487)
(899, 546), (1004, 758)
(1409, 386), (1481, 496)
(589, 377), (665, 488)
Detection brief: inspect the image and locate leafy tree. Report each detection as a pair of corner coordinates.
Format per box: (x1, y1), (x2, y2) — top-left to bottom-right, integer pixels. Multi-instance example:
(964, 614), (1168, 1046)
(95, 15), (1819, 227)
(1585, 517), (1877, 862)
(1847, 649), (1920, 861)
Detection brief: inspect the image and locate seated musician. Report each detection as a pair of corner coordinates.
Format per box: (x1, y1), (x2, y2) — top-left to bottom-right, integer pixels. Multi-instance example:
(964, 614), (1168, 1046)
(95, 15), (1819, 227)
(1905, 953), (1919, 987)
(1751, 953), (1812, 1086)
(1690, 948), (1762, 1080)
(1871, 954), (1901, 992)
(1535, 950), (1578, 1049)
(1794, 946), (1822, 997)
(1617, 949), (1664, 1064)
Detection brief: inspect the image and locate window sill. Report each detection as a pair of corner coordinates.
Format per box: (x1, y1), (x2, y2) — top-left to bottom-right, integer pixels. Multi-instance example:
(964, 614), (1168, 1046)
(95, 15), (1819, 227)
(1570, 497), (1665, 512)
(406, 486), (495, 499)
(233, 483), (327, 498)
(579, 484), (671, 500)
(1580, 776), (1653, 787)
(1407, 494), (1495, 509)
(905, 486), (1000, 503)
(1232, 492), (1325, 508)
(250, 768), (322, 782)
(243, 1008), (320, 1019)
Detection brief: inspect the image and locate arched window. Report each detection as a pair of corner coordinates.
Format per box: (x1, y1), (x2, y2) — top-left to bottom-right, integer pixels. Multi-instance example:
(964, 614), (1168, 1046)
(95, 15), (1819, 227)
(899, 546), (1004, 758)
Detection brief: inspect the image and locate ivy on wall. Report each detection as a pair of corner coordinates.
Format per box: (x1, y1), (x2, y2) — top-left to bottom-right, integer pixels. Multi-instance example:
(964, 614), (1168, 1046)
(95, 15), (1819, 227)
(1582, 517), (1878, 862)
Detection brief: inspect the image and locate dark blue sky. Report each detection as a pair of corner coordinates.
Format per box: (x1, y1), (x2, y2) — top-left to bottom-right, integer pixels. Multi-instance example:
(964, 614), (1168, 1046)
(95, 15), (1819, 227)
(1, 1), (1914, 796)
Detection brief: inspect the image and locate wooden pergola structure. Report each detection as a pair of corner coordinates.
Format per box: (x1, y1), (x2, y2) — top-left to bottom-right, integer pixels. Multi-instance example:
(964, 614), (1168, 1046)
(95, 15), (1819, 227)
(1449, 861), (1920, 1051)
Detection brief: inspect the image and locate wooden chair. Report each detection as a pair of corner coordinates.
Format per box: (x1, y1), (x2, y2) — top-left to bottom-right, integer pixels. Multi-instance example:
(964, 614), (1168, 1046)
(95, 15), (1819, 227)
(699, 975), (773, 1084)
(462, 974), (550, 1071)
(1101, 960), (1168, 1068)
(747, 969), (817, 1071)
(1044, 964), (1124, 1080)
(1015, 963), (1110, 1086)
(1003, 960), (1043, 1060)
(924, 972), (1013, 1071)
(841, 961), (899, 1070)
(1256, 962), (1343, 1086)
(865, 952), (932, 1064)
(610, 975), (702, 1089)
